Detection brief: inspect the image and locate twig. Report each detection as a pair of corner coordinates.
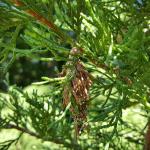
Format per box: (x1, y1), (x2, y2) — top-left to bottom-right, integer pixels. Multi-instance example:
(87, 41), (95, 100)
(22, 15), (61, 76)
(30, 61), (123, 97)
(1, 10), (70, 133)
(11, 0), (73, 44)
(89, 57), (133, 86)
(4, 123), (81, 149)
(5, 124), (40, 138)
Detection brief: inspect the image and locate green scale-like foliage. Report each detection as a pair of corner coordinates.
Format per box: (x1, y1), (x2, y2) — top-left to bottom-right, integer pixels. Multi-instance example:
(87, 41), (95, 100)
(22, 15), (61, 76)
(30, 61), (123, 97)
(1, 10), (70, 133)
(0, 0), (150, 150)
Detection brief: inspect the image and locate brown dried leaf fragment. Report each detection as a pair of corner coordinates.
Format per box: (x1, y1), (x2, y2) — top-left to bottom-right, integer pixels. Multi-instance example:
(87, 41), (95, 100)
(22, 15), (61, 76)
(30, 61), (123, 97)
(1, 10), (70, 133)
(62, 47), (92, 135)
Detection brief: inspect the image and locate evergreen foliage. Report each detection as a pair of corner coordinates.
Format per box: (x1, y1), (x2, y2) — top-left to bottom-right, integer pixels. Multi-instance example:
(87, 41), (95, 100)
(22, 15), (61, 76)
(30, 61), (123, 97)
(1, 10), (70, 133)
(0, 0), (150, 149)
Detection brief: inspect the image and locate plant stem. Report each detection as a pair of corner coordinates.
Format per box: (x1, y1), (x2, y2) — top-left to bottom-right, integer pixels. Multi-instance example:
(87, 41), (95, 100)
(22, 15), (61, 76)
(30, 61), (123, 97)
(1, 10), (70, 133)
(4, 123), (81, 149)
(11, 0), (73, 44)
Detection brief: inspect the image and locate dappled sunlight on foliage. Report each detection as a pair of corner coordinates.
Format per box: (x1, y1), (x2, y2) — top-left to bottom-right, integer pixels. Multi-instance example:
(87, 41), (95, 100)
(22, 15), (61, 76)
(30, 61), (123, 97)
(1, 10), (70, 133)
(0, 0), (149, 149)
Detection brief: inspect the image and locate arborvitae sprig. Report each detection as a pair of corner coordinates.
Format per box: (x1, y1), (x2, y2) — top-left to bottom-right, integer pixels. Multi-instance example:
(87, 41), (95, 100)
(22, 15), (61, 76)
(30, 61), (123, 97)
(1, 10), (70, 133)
(0, 0), (149, 149)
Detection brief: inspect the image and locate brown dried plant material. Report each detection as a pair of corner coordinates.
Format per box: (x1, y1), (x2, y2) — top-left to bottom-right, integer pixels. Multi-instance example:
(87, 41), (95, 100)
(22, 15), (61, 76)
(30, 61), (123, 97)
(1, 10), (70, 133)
(62, 47), (92, 135)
